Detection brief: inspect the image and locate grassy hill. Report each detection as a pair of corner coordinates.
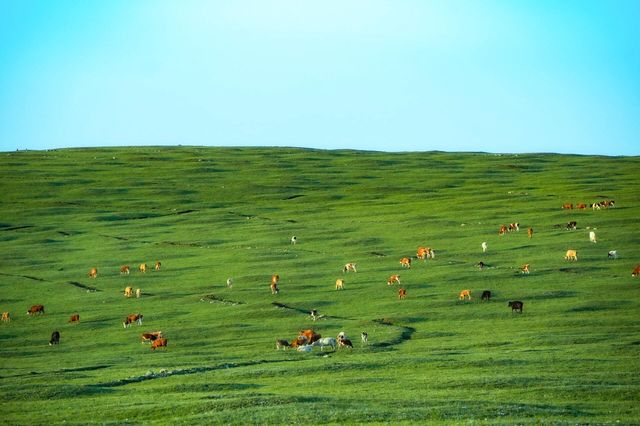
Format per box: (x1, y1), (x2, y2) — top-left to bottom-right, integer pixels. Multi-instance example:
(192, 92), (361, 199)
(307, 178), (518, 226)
(1, 146), (639, 424)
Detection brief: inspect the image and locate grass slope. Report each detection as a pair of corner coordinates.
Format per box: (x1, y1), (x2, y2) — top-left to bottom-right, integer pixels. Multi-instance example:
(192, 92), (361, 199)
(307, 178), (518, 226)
(1, 147), (639, 425)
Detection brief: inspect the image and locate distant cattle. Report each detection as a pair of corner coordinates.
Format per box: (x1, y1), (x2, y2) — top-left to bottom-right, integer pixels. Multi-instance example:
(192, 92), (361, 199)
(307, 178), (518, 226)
(27, 304), (45, 315)
(226, 277), (234, 288)
(139, 264), (147, 273)
(69, 314), (80, 323)
(632, 265), (640, 277)
(141, 331), (163, 343)
(521, 264), (530, 274)
(338, 336), (353, 349)
(499, 225), (508, 235)
(2, 312), (10, 322)
(589, 231), (597, 243)
(566, 221), (577, 230)
(577, 203), (587, 209)
(312, 337), (337, 351)
(297, 344), (313, 353)
(564, 250), (578, 261)
(607, 250), (618, 259)
(271, 274), (280, 294)
(289, 337), (307, 349)
(343, 263), (357, 273)
(481, 290), (491, 301)
(400, 257), (411, 268)
(508, 301), (524, 313)
(416, 247), (434, 260)
(481, 242), (488, 253)
(527, 227), (534, 238)
(337, 331), (347, 341)
(290, 236), (297, 245)
(310, 309), (319, 321)
(335, 278), (345, 290)
(387, 274), (400, 286)
(361, 332), (368, 344)
(155, 261), (161, 271)
(136, 288), (141, 298)
(151, 338), (167, 351)
(476, 261), (486, 270)
(562, 203), (573, 210)
(508, 223), (520, 232)
(124, 287), (133, 297)
(88, 267), (98, 278)
(120, 265), (130, 275)
(299, 329), (317, 344)
(459, 289), (471, 300)
(123, 314), (143, 328)
(276, 339), (290, 350)
(49, 331), (60, 345)
(398, 288), (407, 299)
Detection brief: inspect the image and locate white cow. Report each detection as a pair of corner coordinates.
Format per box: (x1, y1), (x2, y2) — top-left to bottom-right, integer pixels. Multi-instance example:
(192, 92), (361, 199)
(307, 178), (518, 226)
(481, 242), (488, 253)
(608, 250), (618, 259)
(312, 337), (337, 351)
(297, 344), (313, 353)
(589, 231), (597, 243)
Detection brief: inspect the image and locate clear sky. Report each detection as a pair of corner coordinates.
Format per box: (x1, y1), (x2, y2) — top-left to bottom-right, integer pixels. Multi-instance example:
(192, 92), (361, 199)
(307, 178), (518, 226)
(1, 0), (639, 155)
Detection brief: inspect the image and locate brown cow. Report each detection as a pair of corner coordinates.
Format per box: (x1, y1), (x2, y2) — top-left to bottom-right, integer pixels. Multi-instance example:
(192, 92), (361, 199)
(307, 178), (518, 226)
(88, 267), (98, 278)
(27, 304), (45, 315)
(343, 262), (357, 273)
(499, 225), (508, 235)
(508, 223), (520, 232)
(120, 265), (130, 275)
(69, 314), (80, 323)
(124, 287), (133, 298)
(632, 265), (640, 277)
(527, 227), (533, 238)
(270, 275), (280, 294)
(139, 263), (147, 273)
(1, 312), (10, 322)
(387, 274), (400, 286)
(141, 331), (163, 343)
(562, 203), (573, 209)
(338, 336), (353, 349)
(398, 288), (407, 299)
(577, 203), (587, 209)
(400, 257), (411, 268)
(459, 289), (471, 300)
(335, 278), (345, 290)
(276, 339), (290, 350)
(123, 313), (143, 328)
(521, 264), (530, 274)
(151, 338), (167, 351)
(417, 247), (435, 259)
(298, 329), (316, 344)
(508, 301), (524, 313)
(155, 261), (161, 271)
(564, 250), (578, 261)
(289, 337), (307, 348)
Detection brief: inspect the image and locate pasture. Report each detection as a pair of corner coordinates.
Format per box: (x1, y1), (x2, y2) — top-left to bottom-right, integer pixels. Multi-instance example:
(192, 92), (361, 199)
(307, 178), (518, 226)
(0, 147), (639, 424)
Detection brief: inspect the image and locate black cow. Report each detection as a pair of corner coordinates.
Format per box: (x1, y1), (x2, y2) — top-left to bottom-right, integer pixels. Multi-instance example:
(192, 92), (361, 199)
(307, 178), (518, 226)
(476, 261), (486, 269)
(566, 221), (577, 230)
(481, 290), (491, 301)
(508, 301), (524, 313)
(49, 331), (60, 345)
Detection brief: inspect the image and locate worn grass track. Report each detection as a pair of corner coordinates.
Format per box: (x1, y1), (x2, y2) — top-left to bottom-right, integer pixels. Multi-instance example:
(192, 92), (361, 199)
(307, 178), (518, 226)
(0, 147), (639, 424)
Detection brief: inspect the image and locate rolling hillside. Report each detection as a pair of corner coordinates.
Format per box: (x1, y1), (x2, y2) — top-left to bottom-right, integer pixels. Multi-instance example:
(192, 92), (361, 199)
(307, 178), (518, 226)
(1, 147), (639, 424)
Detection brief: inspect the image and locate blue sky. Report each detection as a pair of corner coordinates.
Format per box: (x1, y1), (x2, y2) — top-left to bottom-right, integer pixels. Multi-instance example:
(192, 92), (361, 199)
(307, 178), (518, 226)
(1, 0), (639, 155)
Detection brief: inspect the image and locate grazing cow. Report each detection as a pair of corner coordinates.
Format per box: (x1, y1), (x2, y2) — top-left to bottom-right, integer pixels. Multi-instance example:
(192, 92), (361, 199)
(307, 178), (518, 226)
(141, 331), (162, 343)
(481, 290), (491, 301)
(562, 203), (573, 209)
(499, 225), (508, 235)
(416, 247), (434, 260)
(337, 331), (347, 341)
(135, 288), (141, 298)
(297, 344), (313, 353)
(123, 313), (143, 328)
(49, 331), (60, 346)
(343, 263), (357, 273)
(564, 250), (578, 261)
(566, 221), (577, 230)
(632, 265), (640, 277)
(577, 203), (587, 209)
(476, 261), (486, 270)
(310, 309), (318, 321)
(387, 274), (400, 286)
(508, 301), (524, 313)
(527, 227), (533, 238)
(400, 257), (412, 268)
(69, 314), (80, 323)
(312, 337), (337, 351)
(591, 202), (601, 210)
(2, 312), (10, 322)
(139, 263), (147, 273)
(607, 250), (618, 259)
(361, 332), (368, 344)
(508, 223), (520, 232)
(589, 231), (597, 243)
(335, 278), (344, 290)
(481, 242), (488, 253)
(299, 329), (316, 344)
(27, 304), (45, 315)
(88, 267), (98, 278)
(289, 337), (307, 348)
(291, 236), (297, 245)
(226, 277), (234, 288)
(521, 264), (530, 274)
(155, 261), (161, 271)
(276, 339), (290, 350)
(124, 286), (133, 298)
(338, 336), (353, 349)
(459, 289), (471, 300)
(151, 338), (167, 351)
(398, 288), (407, 299)
(120, 265), (130, 275)
(270, 274), (280, 294)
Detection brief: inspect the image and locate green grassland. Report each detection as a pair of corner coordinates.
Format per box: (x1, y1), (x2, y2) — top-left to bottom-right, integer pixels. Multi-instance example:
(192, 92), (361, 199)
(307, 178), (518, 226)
(0, 147), (639, 425)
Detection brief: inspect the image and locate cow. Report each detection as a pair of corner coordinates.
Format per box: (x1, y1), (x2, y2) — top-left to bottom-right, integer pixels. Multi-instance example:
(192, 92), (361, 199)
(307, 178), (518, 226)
(124, 287), (133, 298)
(49, 331), (60, 345)
(27, 304), (45, 315)
(387, 274), (400, 286)
(155, 261), (161, 271)
(527, 227), (533, 238)
(481, 242), (488, 253)
(499, 225), (508, 235)
(337, 331), (347, 341)
(289, 337), (307, 349)
(310, 309), (318, 321)
(226, 277), (234, 288)
(69, 314), (80, 323)
(481, 290), (491, 301)
(312, 337), (337, 351)
(566, 221), (577, 230)
(338, 336), (353, 349)
(290, 236), (297, 245)
(270, 274), (280, 294)
(361, 332), (368, 344)
(459, 289), (471, 300)
(343, 263), (357, 273)
(335, 278), (344, 290)
(400, 257), (411, 268)
(589, 231), (597, 243)
(297, 344), (313, 353)
(591, 202), (601, 210)
(603, 200), (615, 208)
(123, 313), (143, 328)
(151, 338), (167, 351)
(521, 264), (530, 274)
(565, 250), (578, 261)
(508, 301), (524, 313)
(136, 288), (141, 298)
(1, 312), (10, 322)
(577, 203), (587, 209)
(562, 203), (573, 209)
(398, 288), (407, 299)
(88, 267), (98, 278)
(141, 331), (163, 343)
(416, 247), (434, 260)
(476, 261), (486, 270)
(139, 263), (147, 273)
(120, 265), (130, 275)
(632, 265), (640, 277)
(276, 339), (290, 350)
(607, 250), (618, 259)
(508, 223), (520, 232)
(299, 329), (316, 344)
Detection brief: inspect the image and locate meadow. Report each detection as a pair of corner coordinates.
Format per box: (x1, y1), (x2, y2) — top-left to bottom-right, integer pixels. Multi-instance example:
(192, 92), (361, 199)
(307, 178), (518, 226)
(0, 146), (639, 425)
